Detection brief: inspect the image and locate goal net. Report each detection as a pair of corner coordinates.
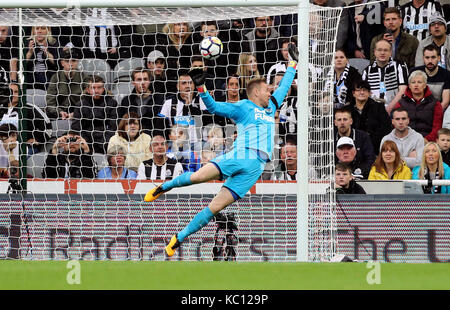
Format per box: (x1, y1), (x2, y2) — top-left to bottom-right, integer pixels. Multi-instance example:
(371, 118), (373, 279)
(0, 3), (341, 262)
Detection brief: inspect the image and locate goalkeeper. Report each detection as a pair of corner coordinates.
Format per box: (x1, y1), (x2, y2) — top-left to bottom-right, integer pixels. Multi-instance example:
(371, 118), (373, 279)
(145, 44), (298, 257)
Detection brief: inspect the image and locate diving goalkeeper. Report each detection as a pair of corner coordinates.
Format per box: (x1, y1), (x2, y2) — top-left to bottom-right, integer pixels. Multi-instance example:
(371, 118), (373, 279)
(145, 44), (298, 257)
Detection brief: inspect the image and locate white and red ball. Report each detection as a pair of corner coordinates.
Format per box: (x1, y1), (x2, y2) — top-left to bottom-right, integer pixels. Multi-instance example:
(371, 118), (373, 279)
(199, 36), (223, 60)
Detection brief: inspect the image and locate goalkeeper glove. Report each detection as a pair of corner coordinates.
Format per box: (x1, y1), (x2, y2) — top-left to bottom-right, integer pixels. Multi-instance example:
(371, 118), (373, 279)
(188, 67), (207, 93)
(287, 43), (298, 68)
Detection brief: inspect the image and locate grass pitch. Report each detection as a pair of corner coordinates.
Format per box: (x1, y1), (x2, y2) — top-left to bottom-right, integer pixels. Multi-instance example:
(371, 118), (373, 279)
(1, 261), (449, 290)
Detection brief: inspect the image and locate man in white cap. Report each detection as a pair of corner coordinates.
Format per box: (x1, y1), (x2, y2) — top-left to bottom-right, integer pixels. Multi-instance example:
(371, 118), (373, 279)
(335, 136), (372, 179)
(334, 107), (376, 166)
(415, 13), (450, 70)
(146, 50), (168, 104)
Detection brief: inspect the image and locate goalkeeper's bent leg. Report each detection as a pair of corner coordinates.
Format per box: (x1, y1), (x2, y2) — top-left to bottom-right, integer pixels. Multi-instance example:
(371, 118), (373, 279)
(163, 162), (222, 191)
(161, 171), (193, 191)
(176, 187), (236, 242)
(177, 207), (215, 242)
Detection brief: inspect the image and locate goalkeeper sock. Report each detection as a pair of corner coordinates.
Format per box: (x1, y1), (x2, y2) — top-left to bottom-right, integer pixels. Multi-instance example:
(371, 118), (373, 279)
(162, 172), (193, 191)
(177, 207), (214, 242)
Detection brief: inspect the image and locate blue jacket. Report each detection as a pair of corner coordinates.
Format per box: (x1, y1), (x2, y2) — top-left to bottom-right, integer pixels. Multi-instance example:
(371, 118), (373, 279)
(412, 163), (450, 194)
(97, 167), (137, 180)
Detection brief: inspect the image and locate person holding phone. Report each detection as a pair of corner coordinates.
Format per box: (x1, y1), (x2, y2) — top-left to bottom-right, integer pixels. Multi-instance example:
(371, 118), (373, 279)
(42, 131), (97, 179)
(369, 7), (419, 69)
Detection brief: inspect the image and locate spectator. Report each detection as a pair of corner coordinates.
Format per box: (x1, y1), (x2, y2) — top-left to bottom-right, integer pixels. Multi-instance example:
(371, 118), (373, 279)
(203, 126), (225, 156)
(167, 125), (201, 173)
(330, 49), (362, 108)
(369, 7), (419, 69)
(97, 145), (137, 179)
(118, 67), (162, 134)
(146, 50), (168, 104)
(137, 134), (184, 180)
(82, 8), (132, 68)
(412, 44), (450, 109)
(0, 123), (18, 178)
(156, 71), (213, 148)
(158, 22), (195, 94)
(348, 80), (391, 153)
(242, 16), (280, 75)
(273, 138), (298, 180)
(190, 56), (215, 92)
(0, 83), (51, 154)
(334, 107), (376, 175)
(412, 141), (450, 193)
(24, 26), (59, 90)
(200, 149), (216, 167)
(381, 107), (425, 169)
(401, 0), (444, 41)
(270, 135), (317, 180)
(394, 70), (443, 142)
(266, 37), (297, 85)
(71, 75), (118, 154)
(335, 136), (372, 179)
(194, 21), (228, 84)
(207, 18), (244, 77)
(43, 131), (96, 179)
(415, 13), (450, 70)
(345, 0), (387, 59)
(312, 0), (349, 50)
(363, 39), (409, 114)
(49, 9), (84, 54)
(335, 162), (366, 194)
(46, 48), (84, 120)
(0, 26), (19, 82)
(273, 72), (297, 140)
(107, 112), (152, 173)
(308, 11), (331, 83)
(437, 128), (450, 165)
(236, 53), (261, 99)
(216, 74), (240, 103)
(368, 140), (412, 180)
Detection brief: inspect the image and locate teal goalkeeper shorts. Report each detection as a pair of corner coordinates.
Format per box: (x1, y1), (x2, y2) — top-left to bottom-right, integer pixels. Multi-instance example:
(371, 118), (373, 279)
(211, 148), (266, 199)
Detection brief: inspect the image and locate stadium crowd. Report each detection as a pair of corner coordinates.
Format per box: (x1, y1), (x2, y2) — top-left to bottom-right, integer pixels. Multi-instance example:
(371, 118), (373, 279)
(1, 1), (450, 194)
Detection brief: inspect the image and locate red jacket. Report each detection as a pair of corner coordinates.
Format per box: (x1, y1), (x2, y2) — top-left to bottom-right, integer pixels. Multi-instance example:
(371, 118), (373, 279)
(395, 86), (443, 142)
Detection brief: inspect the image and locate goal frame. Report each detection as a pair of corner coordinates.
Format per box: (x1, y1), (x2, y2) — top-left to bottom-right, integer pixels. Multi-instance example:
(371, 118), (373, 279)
(4, 0), (311, 262)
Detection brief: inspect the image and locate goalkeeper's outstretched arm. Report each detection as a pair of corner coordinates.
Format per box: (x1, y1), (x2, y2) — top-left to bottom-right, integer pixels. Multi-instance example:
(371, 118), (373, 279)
(271, 43), (298, 108)
(189, 68), (242, 121)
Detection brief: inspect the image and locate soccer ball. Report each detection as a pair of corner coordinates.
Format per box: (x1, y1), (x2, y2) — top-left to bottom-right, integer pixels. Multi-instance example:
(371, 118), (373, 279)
(199, 36), (223, 60)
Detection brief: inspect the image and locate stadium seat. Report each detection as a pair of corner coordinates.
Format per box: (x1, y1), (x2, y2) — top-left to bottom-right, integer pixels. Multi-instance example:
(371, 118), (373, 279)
(51, 119), (71, 138)
(112, 81), (134, 104)
(27, 152), (47, 178)
(348, 58), (370, 75)
(26, 89), (47, 109)
(92, 153), (108, 171)
(78, 58), (112, 89)
(111, 58), (145, 83)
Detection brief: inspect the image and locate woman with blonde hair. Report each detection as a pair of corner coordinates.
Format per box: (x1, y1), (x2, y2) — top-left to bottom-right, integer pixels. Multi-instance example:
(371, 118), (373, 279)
(107, 112), (152, 172)
(368, 140), (412, 180)
(158, 22), (195, 94)
(412, 142), (450, 194)
(25, 26), (59, 89)
(236, 53), (260, 99)
(97, 145), (138, 180)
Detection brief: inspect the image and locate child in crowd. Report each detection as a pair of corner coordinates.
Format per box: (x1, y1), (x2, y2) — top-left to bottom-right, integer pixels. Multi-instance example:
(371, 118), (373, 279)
(437, 128), (450, 166)
(335, 162), (366, 194)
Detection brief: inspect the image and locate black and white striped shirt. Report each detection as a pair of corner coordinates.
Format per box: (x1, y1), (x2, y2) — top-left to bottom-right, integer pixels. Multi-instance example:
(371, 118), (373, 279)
(362, 59), (408, 104)
(137, 157), (184, 180)
(401, 0), (443, 41)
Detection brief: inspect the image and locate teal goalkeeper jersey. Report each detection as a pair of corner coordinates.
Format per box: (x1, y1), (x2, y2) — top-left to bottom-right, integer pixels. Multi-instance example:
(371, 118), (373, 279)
(199, 66), (296, 160)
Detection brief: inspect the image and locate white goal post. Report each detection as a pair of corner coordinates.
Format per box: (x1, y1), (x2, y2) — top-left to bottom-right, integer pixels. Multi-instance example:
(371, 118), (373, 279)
(0, 0), (342, 262)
